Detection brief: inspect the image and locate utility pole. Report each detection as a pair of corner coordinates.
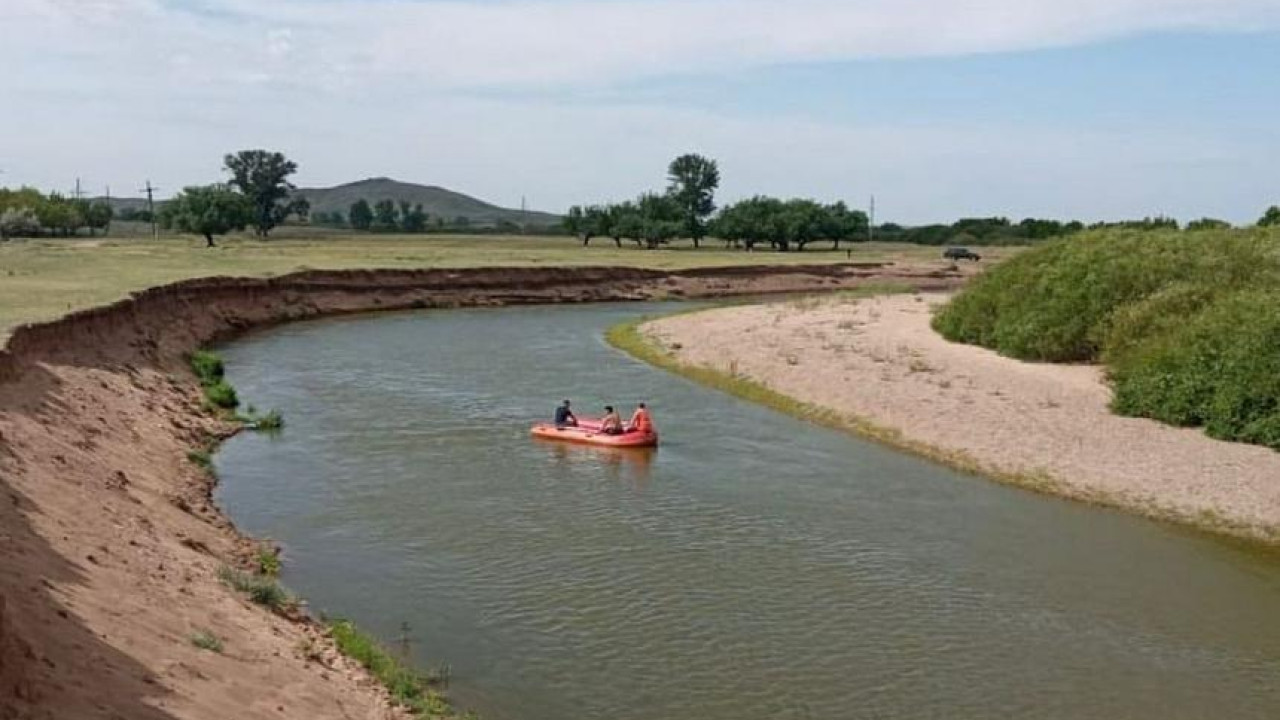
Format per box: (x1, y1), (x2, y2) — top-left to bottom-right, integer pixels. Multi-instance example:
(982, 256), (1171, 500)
(73, 177), (84, 201)
(521, 195), (528, 234)
(140, 180), (159, 240)
(868, 194), (876, 244)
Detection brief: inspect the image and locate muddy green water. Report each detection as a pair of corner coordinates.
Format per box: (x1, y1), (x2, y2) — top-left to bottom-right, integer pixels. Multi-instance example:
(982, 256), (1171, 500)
(215, 303), (1280, 720)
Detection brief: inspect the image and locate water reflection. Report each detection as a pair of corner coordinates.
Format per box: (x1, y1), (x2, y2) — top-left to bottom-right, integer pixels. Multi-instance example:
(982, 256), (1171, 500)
(535, 438), (656, 490)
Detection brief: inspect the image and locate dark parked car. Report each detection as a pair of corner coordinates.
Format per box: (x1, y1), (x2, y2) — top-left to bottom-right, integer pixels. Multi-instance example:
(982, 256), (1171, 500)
(943, 247), (981, 261)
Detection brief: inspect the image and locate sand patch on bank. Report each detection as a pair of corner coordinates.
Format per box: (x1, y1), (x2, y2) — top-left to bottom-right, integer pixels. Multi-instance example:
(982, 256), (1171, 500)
(643, 293), (1280, 539)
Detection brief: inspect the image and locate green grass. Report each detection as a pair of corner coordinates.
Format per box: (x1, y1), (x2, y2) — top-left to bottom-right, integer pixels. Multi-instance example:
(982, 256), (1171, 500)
(190, 630), (224, 653)
(328, 619), (467, 719)
(0, 232), (1011, 342)
(217, 566), (294, 614)
(187, 448), (213, 470)
(932, 227), (1280, 450)
(249, 408), (285, 431)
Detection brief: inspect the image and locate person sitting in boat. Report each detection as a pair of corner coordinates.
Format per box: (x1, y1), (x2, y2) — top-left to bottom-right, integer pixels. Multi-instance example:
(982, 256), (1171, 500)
(628, 402), (653, 434)
(554, 399), (578, 428)
(600, 405), (624, 435)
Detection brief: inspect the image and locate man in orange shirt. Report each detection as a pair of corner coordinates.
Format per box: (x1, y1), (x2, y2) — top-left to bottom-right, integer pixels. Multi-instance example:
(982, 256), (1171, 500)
(628, 402), (653, 434)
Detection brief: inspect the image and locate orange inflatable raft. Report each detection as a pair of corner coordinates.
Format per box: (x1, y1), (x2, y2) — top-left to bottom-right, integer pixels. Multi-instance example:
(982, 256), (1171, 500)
(530, 418), (659, 448)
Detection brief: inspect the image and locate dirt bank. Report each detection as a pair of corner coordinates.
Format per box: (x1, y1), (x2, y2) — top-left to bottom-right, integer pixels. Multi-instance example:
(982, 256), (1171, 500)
(0, 263), (964, 719)
(641, 293), (1280, 543)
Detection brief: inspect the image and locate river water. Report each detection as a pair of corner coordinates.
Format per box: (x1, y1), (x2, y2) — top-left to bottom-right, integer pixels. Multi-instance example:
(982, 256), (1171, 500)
(215, 303), (1280, 720)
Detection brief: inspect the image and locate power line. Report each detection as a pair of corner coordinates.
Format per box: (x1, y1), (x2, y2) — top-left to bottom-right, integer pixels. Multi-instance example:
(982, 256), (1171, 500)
(139, 180), (160, 240)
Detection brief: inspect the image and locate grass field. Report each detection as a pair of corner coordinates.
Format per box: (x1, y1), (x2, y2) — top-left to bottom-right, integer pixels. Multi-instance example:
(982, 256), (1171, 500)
(0, 231), (1007, 341)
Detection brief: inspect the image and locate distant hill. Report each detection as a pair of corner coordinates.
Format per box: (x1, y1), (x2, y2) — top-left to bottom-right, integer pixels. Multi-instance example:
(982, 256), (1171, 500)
(295, 178), (561, 228)
(92, 178), (561, 229)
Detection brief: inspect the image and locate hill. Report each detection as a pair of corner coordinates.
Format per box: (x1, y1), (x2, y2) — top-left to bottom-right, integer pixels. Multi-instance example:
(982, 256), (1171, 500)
(295, 178), (561, 228)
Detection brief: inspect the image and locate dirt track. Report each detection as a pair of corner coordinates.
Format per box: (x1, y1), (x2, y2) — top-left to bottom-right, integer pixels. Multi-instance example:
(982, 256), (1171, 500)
(0, 263), (965, 719)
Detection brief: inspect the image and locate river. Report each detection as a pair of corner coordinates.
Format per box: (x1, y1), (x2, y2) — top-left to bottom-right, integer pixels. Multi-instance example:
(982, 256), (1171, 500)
(215, 303), (1280, 719)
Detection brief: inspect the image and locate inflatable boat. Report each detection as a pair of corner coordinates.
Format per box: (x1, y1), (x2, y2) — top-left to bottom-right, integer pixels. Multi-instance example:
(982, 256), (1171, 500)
(530, 418), (659, 448)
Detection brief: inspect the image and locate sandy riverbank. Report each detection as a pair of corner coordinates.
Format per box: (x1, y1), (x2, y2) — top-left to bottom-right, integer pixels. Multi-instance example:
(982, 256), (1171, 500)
(0, 263), (965, 719)
(641, 293), (1280, 542)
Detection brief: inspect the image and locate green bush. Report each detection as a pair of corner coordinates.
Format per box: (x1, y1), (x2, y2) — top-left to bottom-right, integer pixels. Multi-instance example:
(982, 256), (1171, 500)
(1110, 290), (1280, 449)
(934, 227), (1280, 450)
(190, 350), (225, 384)
(933, 229), (1279, 362)
(190, 350), (240, 410)
(202, 380), (239, 410)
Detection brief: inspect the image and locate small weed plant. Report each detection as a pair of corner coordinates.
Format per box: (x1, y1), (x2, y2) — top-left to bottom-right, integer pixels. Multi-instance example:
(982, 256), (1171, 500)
(217, 566), (292, 614)
(255, 544), (282, 576)
(191, 630), (224, 653)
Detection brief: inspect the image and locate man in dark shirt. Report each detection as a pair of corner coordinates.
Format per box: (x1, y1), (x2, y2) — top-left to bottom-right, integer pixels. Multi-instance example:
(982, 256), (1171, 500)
(554, 399), (577, 428)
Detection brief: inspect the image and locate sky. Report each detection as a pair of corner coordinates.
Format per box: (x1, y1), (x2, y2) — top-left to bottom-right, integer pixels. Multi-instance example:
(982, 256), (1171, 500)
(2, 0), (1279, 224)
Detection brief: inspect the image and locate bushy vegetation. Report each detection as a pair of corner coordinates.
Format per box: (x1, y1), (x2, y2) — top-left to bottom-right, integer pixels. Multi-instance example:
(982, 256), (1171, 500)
(933, 227), (1280, 449)
(255, 544), (282, 577)
(328, 619), (465, 719)
(217, 566), (294, 613)
(0, 187), (113, 239)
(189, 350), (239, 410)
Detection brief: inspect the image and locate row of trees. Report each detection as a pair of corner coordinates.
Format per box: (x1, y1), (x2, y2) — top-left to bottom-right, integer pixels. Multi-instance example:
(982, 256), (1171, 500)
(0, 188), (114, 239)
(567, 155), (1280, 251)
(160, 150), (310, 246)
(565, 154), (724, 249)
(315, 200), (434, 232)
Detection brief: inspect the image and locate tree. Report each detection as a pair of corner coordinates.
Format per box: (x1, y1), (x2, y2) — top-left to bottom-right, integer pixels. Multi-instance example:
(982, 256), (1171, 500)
(820, 201), (869, 250)
(0, 207), (39, 240)
(400, 202), (428, 233)
(1260, 206), (1280, 227)
(636, 193), (682, 249)
(373, 200), (399, 231)
(159, 184), (251, 247)
(86, 201), (114, 237)
(565, 206), (587, 243)
(223, 149), (306, 237)
(1187, 217), (1231, 231)
(666, 153), (720, 248)
(349, 199), (374, 231)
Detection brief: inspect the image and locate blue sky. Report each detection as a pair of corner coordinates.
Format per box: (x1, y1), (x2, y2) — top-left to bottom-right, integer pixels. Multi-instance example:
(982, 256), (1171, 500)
(2, 0), (1279, 223)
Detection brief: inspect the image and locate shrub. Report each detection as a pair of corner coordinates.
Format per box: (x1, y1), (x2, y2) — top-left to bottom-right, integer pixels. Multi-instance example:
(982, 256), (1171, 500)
(1110, 290), (1280, 449)
(190, 350), (225, 384)
(202, 380), (239, 410)
(190, 350), (240, 410)
(933, 229), (1279, 362)
(934, 227), (1280, 449)
(217, 566), (292, 613)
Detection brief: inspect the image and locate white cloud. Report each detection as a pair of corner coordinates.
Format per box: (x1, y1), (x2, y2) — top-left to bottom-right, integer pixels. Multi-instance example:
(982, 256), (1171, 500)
(1, 0), (1278, 222)
(6, 0), (1280, 91)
